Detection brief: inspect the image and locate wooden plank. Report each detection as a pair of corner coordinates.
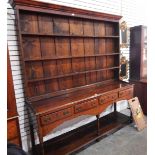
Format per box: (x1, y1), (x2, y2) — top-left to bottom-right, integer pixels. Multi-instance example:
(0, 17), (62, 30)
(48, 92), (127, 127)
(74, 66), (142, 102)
(38, 14), (53, 34)
(94, 39), (106, 54)
(39, 37), (59, 93)
(71, 38), (84, 57)
(84, 38), (94, 56)
(83, 20), (94, 36)
(19, 12), (38, 33)
(106, 39), (115, 53)
(106, 22), (116, 36)
(55, 36), (72, 90)
(57, 59), (72, 75)
(72, 56), (85, 87)
(55, 38), (70, 57)
(107, 55), (114, 68)
(53, 17), (69, 35)
(44, 79), (59, 93)
(39, 38), (56, 58)
(96, 56), (107, 82)
(94, 21), (105, 36)
(96, 71), (107, 82)
(58, 76), (73, 90)
(107, 70), (114, 80)
(69, 18), (83, 35)
(22, 37), (41, 59)
(23, 36), (45, 96)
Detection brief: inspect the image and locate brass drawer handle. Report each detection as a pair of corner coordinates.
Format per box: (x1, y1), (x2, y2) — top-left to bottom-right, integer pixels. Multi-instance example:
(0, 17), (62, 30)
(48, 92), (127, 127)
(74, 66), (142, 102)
(63, 111), (69, 115)
(44, 116), (51, 122)
(100, 99), (105, 104)
(76, 107), (82, 112)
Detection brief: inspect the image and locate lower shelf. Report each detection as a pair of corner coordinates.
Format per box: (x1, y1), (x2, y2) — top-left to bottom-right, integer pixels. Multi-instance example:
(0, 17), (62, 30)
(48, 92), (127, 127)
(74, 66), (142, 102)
(35, 112), (131, 155)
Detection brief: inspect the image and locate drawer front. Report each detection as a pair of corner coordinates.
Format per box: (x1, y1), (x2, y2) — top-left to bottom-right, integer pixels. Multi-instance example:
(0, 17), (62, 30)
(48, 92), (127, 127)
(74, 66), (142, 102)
(75, 99), (98, 113)
(7, 119), (18, 140)
(41, 107), (74, 125)
(99, 92), (118, 104)
(119, 88), (133, 98)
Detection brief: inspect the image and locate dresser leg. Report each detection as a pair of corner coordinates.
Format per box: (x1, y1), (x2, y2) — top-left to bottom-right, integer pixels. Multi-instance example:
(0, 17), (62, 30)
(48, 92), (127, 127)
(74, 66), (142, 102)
(27, 106), (36, 155)
(37, 117), (45, 155)
(114, 102), (117, 112)
(96, 115), (100, 136)
(38, 134), (45, 155)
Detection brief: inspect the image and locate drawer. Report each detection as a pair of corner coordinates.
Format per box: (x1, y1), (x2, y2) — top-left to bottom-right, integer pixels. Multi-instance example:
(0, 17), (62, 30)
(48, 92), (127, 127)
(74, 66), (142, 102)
(119, 88), (133, 98)
(7, 119), (18, 140)
(75, 99), (98, 113)
(41, 107), (74, 125)
(99, 92), (118, 104)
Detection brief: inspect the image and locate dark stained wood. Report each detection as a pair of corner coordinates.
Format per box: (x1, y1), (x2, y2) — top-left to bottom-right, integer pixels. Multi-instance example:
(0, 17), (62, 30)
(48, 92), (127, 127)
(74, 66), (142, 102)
(9, 1), (134, 155)
(7, 51), (17, 118)
(130, 25), (147, 80)
(130, 25), (147, 115)
(20, 15), (121, 98)
(7, 49), (22, 147)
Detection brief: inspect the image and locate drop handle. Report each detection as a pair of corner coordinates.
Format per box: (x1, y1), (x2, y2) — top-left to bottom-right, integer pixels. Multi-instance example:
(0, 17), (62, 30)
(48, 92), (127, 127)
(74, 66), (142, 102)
(63, 111), (69, 115)
(44, 116), (51, 122)
(76, 107), (82, 111)
(100, 99), (104, 104)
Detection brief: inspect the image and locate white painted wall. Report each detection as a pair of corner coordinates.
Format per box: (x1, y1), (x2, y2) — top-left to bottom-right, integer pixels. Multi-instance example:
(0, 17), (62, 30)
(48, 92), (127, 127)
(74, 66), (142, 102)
(7, 0), (146, 152)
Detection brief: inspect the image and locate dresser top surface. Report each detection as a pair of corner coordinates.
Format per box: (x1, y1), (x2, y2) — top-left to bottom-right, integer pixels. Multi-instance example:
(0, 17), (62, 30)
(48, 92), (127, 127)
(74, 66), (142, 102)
(29, 81), (133, 114)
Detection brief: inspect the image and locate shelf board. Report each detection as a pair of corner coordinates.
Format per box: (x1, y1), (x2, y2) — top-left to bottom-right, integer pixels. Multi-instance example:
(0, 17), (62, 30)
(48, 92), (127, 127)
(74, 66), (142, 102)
(24, 53), (120, 62)
(21, 32), (119, 38)
(27, 66), (119, 83)
(34, 112), (130, 155)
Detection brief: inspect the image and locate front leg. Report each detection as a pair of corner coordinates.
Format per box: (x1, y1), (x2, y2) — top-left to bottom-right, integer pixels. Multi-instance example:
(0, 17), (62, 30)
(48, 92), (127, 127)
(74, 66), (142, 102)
(96, 114), (100, 136)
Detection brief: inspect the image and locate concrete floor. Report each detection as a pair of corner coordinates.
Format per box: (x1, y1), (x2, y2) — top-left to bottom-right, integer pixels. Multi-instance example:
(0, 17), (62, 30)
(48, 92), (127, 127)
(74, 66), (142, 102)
(76, 120), (147, 155)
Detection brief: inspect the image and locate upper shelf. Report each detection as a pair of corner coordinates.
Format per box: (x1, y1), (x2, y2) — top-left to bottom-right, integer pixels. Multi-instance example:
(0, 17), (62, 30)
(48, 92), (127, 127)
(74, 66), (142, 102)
(24, 53), (120, 62)
(21, 32), (119, 38)
(27, 66), (119, 83)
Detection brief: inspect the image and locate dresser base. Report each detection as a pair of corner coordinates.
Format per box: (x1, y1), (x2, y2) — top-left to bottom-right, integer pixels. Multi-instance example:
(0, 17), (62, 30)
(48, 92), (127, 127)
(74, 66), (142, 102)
(34, 111), (131, 155)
